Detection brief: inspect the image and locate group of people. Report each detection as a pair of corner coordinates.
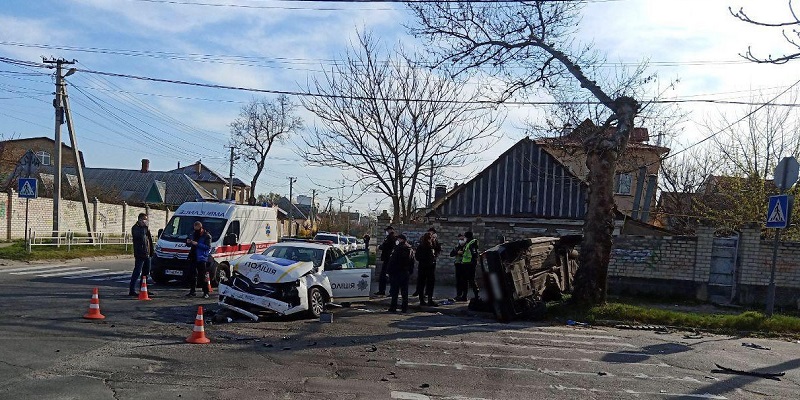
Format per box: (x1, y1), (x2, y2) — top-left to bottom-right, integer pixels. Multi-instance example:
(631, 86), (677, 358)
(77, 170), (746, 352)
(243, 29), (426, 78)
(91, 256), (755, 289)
(128, 212), (213, 299)
(374, 225), (480, 313)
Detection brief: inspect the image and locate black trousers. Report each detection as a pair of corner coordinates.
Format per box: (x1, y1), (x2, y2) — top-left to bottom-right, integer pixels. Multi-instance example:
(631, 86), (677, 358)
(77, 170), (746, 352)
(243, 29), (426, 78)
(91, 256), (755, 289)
(465, 262), (479, 298)
(456, 262), (479, 298)
(389, 273), (409, 312)
(377, 259), (389, 293)
(415, 262), (436, 298)
(187, 260), (210, 294)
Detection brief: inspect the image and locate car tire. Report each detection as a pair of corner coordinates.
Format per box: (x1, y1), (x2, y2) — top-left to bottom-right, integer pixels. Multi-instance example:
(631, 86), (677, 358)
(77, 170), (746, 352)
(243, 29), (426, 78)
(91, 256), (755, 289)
(151, 268), (170, 285)
(307, 287), (325, 318)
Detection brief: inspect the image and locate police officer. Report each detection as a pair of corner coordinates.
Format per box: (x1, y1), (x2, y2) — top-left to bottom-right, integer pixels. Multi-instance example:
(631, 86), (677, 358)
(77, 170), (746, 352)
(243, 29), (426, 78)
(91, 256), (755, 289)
(461, 231), (480, 300)
(374, 226), (396, 296)
(387, 234), (414, 313)
(450, 233), (466, 301)
(185, 221), (213, 298)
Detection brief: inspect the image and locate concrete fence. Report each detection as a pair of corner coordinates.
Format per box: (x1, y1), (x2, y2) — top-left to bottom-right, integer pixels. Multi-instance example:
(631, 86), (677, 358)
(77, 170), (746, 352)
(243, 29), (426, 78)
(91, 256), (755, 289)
(3, 189), (171, 240)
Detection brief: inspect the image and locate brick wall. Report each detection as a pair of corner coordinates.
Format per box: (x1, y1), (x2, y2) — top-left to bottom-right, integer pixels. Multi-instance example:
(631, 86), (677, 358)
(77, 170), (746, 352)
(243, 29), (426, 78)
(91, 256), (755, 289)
(4, 189), (171, 239)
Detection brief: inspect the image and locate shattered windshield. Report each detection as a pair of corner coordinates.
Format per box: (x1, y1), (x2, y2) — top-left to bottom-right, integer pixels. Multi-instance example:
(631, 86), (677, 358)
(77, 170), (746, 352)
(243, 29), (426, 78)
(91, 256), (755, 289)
(262, 245), (325, 268)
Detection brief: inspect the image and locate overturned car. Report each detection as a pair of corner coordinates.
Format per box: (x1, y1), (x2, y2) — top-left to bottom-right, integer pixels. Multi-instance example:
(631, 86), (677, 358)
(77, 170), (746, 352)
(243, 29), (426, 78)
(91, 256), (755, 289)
(481, 236), (581, 322)
(218, 241), (371, 320)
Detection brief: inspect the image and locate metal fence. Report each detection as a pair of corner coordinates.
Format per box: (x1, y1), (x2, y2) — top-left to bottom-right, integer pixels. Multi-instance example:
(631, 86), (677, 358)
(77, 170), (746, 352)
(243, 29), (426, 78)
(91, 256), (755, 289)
(26, 230), (132, 253)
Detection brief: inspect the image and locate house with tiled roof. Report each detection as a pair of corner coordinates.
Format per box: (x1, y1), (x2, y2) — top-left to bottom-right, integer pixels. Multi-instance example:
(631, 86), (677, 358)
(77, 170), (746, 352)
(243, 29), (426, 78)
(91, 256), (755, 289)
(170, 161), (251, 204)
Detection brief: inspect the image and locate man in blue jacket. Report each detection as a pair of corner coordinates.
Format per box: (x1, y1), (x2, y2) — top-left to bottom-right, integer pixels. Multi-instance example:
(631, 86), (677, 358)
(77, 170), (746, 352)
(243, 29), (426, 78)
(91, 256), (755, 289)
(185, 221), (213, 298)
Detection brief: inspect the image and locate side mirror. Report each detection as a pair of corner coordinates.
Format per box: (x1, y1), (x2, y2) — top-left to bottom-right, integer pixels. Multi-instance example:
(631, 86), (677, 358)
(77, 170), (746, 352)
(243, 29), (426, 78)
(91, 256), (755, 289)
(157, 229), (163, 238)
(329, 262), (343, 271)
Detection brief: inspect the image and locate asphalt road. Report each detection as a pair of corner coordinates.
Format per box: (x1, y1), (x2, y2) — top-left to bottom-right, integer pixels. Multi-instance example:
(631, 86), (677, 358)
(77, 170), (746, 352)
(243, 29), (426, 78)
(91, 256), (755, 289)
(0, 257), (799, 399)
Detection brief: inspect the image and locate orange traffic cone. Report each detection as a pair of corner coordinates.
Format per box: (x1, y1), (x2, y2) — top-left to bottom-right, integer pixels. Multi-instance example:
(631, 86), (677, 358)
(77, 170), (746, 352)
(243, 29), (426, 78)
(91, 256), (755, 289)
(186, 306), (211, 344)
(138, 276), (152, 301)
(83, 287), (105, 320)
(205, 271), (213, 294)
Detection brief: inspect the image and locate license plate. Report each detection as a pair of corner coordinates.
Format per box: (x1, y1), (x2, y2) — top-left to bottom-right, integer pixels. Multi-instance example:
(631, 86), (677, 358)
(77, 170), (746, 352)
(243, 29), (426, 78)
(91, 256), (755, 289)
(165, 269), (184, 276)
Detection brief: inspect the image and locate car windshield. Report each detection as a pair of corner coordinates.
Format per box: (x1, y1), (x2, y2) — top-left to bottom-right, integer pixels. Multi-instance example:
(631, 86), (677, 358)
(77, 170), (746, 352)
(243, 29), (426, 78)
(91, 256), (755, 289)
(314, 234), (339, 244)
(160, 216), (227, 242)
(262, 245), (325, 268)
(347, 238), (356, 244)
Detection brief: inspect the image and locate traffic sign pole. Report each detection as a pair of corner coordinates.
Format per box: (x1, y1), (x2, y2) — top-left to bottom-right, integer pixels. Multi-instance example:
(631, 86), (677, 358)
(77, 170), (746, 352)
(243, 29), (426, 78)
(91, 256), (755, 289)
(765, 159), (796, 316)
(24, 198), (29, 242)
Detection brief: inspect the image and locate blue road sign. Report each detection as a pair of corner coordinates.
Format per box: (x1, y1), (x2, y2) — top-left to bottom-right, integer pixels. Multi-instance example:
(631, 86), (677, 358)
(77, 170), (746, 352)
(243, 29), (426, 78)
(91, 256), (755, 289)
(17, 178), (37, 199)
(766, 195), (791, 229)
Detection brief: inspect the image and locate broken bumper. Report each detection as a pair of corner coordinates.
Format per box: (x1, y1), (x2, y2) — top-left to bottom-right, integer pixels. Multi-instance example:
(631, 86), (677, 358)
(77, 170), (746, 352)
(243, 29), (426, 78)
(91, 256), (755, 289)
(218, 283), (305, 316)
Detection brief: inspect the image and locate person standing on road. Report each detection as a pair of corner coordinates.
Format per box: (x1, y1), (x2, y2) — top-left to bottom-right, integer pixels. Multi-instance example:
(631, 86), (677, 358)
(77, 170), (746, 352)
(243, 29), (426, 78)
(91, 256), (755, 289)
(450, 233), (467, 301)
(374, 226), (396, 296)
(129, 213), (154, 296)
(185, 221), (213, 299)
(414, 228), (443, 306)
(363, 234), (371, 250)
(387, 234), (414, 313)
(461, 231), (480, 301)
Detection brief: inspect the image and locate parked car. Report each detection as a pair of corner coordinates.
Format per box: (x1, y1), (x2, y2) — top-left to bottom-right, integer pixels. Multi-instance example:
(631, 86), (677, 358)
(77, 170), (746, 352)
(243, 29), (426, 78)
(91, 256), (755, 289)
(313, 232), (346, 251)
(218, 241), (371, 319)
(345, 236), (357, 251)
(151, 201), (280, 286)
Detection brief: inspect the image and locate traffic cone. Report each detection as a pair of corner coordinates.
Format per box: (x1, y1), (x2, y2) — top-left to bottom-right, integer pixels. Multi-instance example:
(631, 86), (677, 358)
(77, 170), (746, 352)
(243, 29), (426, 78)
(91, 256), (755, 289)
(83, 287), (105, 320)
(138, 276), (152, 301)
(186, 306), (211, 344)
(205, 271), (213, 294)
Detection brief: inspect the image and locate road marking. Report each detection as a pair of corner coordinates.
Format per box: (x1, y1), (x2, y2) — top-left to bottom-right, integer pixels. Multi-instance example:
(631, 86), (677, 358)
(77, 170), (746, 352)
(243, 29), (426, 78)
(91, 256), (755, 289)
(397, 360), (703, 384)
(504, 335), (637, 348)
(0, 265), (63, 273)
(10, 266), (87, 275)
(499, 329), (621, 340)
(89, 273), (131, 281)
(66, 270), (126, 279)
(391, 392), (430, 400)
(472, 353), (670, 367)
(37, 268), (109, 278)
(397, 337), (648, 355)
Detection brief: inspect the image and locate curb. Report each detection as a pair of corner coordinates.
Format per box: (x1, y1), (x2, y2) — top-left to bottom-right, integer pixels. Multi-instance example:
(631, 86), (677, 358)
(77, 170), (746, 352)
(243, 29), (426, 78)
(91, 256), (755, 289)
(0, 254), (134, 266)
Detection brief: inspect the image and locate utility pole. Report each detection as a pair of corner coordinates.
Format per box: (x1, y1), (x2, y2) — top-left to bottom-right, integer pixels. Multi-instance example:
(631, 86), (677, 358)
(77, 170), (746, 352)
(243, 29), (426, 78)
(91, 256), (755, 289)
(288, 177), (296, 237)
(310, 189), (317, 232)
(227, 146), (236, 202)
(347, 206), (351, 233)
(43, 58), (75, 235)
(61, 73), (93, 240)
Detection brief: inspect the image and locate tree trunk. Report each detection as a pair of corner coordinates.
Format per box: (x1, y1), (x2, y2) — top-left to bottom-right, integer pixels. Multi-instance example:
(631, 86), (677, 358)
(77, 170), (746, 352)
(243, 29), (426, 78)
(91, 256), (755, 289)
(572, 97), (638, 306)
(391, 196), (401, 224)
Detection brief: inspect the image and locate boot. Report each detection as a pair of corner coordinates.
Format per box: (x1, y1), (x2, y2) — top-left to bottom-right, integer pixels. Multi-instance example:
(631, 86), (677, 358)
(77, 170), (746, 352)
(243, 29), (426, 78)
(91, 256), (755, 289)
(419, 296), (427, 306)
(427, 296), (438, 307)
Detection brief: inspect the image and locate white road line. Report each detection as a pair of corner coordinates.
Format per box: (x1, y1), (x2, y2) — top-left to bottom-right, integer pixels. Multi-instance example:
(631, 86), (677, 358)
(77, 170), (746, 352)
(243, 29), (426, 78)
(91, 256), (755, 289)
(391, 392), (430, 400)
(504, 335), (637, 348)
(38, 268), (109, 278)
(89, 273), (131, 281)
(65, 270), (125, 279)
(396, 360), (704, 384)
(0, 265), (64, 273)
(10, 266), (87, 275)
(472, 353), (670, 367)
(498, 329), (621, 340)
(396, 338), (647, 356)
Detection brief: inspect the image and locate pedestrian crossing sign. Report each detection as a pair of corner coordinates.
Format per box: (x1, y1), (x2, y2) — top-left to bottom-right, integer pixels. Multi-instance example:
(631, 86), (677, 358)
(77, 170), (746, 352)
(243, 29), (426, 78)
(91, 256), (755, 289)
(766, 195), (792, 229)
(17, 178), (37, 199)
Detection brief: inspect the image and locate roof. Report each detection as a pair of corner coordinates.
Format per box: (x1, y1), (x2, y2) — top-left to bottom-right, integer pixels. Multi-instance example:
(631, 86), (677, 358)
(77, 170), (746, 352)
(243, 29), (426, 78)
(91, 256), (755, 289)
(535, 119), (670, 154)
(1, 136), (87, 167)
(64, 167), (217, 205)
(169, 161), (228, 184)
(274, 197), (313, 220)
(232, 177), (249, 187)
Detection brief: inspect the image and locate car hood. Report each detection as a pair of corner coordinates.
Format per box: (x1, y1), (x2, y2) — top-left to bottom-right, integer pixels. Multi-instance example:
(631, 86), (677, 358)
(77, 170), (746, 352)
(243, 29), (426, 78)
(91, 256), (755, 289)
(232, 254), (315, 283)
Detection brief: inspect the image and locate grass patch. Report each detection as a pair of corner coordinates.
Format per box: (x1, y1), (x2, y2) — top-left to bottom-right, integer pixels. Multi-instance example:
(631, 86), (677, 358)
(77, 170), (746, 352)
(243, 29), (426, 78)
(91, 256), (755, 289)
(0, 240), (131, 261)
(547, 300), (800, 336)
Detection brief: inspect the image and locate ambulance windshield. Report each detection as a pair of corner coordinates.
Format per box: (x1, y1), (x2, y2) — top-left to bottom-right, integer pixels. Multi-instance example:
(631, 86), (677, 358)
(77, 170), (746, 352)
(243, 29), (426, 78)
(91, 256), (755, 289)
(160, 216), (227, 242)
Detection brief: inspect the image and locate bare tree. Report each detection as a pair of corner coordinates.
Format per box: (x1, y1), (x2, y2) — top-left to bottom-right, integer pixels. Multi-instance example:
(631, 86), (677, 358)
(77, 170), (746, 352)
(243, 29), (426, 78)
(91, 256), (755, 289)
(300, 32), (501, 224)
(655, 146), (719, 234)
(230, 95), (303, 204)
(731, 1), (800, 63)
(410, 1), (646, 304)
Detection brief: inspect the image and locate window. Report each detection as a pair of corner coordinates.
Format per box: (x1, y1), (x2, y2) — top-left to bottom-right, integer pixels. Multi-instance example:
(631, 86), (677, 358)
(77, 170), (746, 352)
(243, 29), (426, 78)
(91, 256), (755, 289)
(262, 245), (325, 268)
(35, 151), (50, 166)
(615, 173), (632, 195)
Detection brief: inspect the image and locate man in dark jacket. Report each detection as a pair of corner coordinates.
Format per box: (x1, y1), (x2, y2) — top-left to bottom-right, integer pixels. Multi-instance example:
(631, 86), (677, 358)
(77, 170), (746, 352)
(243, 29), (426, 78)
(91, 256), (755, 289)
(387, 234), (414, 313)
(414, 228), (443, 306)
(129, 213), (154, 296)
(450, 233), (466, 301)
(185, 221), (213, 298)
(374, 226), (396, 296)
(461, 231), (480, 300)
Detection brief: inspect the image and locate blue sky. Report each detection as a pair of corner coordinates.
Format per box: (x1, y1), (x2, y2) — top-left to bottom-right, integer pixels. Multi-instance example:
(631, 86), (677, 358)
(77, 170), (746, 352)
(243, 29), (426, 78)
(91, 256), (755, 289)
(1, 0), (798, 215)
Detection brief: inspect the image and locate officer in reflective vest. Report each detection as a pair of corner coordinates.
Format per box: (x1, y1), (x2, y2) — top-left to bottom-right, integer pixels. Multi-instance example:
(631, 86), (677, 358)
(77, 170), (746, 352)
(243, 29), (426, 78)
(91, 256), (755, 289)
(460, 231), (480, 300)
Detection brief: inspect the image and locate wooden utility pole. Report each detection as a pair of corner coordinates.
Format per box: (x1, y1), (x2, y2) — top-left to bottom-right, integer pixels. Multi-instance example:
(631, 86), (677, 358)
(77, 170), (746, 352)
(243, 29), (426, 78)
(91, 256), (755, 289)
(228, 146), (236, 201)
(61, 78), (93, 239)
(288, 177), (296, 236)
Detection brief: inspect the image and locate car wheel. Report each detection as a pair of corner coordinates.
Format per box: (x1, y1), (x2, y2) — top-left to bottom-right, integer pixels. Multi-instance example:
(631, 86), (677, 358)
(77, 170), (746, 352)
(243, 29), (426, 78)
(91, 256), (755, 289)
(307, 287), (325, 318)
(151, 268), (170, 285)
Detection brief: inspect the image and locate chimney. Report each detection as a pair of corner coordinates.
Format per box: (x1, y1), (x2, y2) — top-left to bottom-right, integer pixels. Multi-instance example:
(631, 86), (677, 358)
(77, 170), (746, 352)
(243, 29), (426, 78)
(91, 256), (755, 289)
(177, 161), (181, 169)
(195, 161), (202, 175)
(434, 184), (447, 201)
(140, 159), (150, 173)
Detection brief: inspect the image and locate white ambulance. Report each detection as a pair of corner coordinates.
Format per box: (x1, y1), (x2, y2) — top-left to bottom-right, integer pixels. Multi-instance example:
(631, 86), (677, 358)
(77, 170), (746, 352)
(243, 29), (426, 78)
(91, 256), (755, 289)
(151, 201), (281, 285)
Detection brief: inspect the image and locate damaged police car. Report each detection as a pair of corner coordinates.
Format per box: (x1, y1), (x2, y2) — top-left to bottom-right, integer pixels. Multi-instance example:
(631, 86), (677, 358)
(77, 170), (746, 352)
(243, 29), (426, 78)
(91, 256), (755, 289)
(218, 241), (371, 320)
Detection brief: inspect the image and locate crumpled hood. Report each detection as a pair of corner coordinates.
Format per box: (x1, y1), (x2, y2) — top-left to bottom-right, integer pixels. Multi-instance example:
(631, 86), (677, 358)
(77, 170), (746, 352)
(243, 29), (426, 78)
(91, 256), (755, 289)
(233, 254), (314, 283)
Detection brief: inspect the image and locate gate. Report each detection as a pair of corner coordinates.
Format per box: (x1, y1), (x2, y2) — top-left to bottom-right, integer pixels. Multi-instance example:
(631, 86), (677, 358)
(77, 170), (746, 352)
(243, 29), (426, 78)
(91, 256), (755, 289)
(708, 231), (739, 303)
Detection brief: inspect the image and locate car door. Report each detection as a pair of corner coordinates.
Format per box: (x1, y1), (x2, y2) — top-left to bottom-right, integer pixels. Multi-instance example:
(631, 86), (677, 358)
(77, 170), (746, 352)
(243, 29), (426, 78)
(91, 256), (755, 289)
(324, 249), (372, 298)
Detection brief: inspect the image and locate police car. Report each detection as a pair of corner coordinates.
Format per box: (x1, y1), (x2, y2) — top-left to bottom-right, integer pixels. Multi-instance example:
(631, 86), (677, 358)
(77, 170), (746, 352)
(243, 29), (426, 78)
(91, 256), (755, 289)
(218, 241), (371, 320)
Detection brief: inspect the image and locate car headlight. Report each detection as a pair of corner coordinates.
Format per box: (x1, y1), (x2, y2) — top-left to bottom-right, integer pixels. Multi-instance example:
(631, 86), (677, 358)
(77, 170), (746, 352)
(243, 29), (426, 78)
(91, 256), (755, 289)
(155, 244), (161, 252)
